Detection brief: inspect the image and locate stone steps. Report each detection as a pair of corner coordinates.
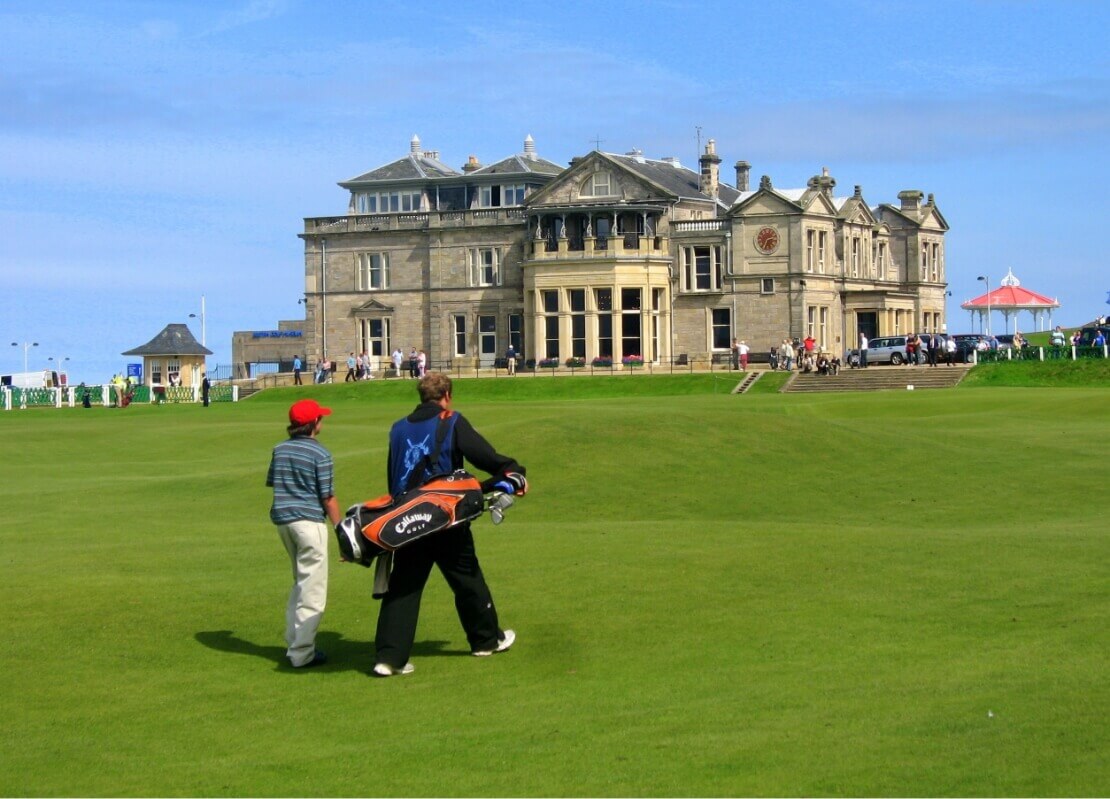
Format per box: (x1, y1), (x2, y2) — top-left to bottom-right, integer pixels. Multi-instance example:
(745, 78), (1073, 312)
(784, 364), (971, 393)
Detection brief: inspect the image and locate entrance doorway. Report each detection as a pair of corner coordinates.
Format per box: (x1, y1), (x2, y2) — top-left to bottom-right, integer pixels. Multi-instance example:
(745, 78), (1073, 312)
(857, 312), (878, 343)
(478, 315), (497, 366)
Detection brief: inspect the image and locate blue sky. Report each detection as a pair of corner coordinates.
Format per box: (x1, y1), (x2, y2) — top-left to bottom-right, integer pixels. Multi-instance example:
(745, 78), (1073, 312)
(2, 0), (1107, 383)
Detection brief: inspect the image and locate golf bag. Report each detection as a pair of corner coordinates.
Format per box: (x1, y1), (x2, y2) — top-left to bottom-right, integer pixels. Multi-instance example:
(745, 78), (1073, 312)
(334, 470), (485, 566)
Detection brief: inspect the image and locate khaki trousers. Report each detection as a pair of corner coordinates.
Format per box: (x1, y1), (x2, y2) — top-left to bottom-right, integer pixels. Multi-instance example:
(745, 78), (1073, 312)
(275, 519), (329, 666)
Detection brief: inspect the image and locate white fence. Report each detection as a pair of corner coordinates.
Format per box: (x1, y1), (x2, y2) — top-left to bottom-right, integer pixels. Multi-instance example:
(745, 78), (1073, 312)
(2, 384), (239, 411)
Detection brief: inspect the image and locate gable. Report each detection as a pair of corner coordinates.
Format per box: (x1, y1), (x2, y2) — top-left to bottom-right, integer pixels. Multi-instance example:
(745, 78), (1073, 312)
(919, 205), (949, 231)
(800, 191), (839, 217)
(730, 189), (802, 217)
(526, 152), (677, 207)
(351, 298), (395, 315)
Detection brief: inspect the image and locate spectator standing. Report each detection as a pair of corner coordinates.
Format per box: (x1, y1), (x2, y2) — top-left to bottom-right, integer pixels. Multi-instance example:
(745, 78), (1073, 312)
(345, 353), (357, 383)
(408, 349), (419, 379)
(392, 347), (404, 378)
(738, 340), (750, 371)
(780, 339), (795, 371)
(265, 399), (341, 669)
(293, 355), (303, 386)
(202, 374), (211, 407)
(859, 333), (869, 368)
(417, 350), (427, 378)
(506, 344), (517, 375)
(730, 338), (740, 371)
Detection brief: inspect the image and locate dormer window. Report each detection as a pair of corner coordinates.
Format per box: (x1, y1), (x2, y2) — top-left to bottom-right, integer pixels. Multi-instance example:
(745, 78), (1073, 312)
(581, 171), (614, 197)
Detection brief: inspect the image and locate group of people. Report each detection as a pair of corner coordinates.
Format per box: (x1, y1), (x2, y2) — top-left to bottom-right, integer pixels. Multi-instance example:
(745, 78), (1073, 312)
(395, 348), (428, 379)
(901, 333), (948, 366)
(265, 373), (526, 677)
(293, 349), (431, 386)
(728, 338), (750, 371)
(770, 335), (822, 372)
(343, 352), (377, 382)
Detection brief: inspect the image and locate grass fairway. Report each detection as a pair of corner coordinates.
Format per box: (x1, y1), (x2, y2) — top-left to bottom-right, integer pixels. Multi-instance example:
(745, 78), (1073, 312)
(1, 377), (1107, 796)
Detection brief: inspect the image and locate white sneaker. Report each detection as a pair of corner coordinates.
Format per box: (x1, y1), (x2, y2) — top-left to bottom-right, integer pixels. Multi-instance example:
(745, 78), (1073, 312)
(372, 662), (414, 677)
(473, 629), (515, 657)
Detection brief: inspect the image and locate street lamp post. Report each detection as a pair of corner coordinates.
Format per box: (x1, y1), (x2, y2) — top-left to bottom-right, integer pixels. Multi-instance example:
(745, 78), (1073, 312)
(977, 275), (991, 335)
(188, 294), (207, 346)
(11, 341), (39, 373)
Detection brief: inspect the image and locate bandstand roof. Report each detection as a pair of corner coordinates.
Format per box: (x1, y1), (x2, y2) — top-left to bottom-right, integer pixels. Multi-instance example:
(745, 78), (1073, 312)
(961, 286), (1060, 310)
(961, 269), (1060, 311)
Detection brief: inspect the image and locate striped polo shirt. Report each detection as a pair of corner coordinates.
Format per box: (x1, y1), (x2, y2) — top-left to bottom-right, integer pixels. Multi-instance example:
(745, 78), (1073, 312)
(266, 436), (334, 524)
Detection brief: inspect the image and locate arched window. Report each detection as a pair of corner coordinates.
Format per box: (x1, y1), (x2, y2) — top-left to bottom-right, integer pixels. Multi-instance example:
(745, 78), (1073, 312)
(581, 171), (614, 197)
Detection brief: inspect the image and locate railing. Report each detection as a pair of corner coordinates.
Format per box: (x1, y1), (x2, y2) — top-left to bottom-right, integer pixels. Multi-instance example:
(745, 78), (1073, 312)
(974, 345), (1108, 363)
(2, 383), (238, 411)
(305, 208), (528, 234)
(671, 219), (728, 233)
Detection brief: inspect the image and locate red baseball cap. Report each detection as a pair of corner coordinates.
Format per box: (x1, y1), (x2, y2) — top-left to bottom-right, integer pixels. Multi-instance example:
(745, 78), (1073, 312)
(289, 399), (332, 425)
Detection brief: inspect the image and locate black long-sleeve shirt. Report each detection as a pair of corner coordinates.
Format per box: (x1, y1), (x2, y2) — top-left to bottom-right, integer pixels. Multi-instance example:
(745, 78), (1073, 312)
(390, 401), (525, 492)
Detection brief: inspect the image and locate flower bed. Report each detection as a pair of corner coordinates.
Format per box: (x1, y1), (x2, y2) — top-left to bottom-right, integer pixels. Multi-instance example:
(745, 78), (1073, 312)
(565, 357), (586, 368)
(538, 357), (560, 369)
(621, 355), (644, 367)
(591, 357), (613, 367)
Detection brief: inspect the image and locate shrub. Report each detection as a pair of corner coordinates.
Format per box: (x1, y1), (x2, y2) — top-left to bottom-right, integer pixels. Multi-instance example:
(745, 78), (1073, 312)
(591, 357), (613, 367)
(538, 357), (560, 368)
(565, 357), (586, 368)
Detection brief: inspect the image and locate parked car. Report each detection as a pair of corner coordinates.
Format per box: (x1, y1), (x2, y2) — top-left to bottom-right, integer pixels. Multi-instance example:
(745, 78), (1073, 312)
(949, 334), (987, 362)
(850, 334), (946, 366)
(1077, 326), (1108, 347)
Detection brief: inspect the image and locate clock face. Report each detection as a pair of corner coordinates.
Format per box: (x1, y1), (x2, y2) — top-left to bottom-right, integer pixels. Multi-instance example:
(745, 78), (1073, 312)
(756, 226), (780, 254)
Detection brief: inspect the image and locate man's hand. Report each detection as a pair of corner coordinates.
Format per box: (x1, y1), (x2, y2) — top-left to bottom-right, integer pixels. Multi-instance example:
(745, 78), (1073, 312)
(494, 472), (528, 496)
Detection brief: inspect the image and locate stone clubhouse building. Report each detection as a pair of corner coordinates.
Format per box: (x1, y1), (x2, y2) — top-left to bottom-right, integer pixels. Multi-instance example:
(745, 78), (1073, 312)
(239, 134), (950, 373)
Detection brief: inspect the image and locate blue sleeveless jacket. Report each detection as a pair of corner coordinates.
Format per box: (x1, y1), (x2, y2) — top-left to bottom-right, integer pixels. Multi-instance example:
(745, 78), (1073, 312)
(388, 412), (458, 496)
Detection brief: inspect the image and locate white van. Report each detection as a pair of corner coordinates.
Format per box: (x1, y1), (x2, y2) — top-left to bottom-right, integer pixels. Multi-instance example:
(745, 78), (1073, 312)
(1, 370), (61, 389)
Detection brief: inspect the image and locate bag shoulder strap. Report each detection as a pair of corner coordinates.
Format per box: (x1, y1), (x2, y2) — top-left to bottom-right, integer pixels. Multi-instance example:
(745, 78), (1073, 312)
(404, 411), (455, 493)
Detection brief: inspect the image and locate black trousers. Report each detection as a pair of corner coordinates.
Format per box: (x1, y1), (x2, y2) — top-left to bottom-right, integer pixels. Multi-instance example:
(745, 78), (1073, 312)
(374, 524), (502, 667)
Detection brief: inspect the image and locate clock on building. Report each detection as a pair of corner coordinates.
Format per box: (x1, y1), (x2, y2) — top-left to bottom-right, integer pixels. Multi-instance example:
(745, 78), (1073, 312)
(755, 227), (780, 254)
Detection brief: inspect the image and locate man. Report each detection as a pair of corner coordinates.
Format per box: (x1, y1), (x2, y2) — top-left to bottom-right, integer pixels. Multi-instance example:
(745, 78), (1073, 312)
(373, 373), (527, 677)
(265, 399), (342, 668)
(738, 340), (750, 371)
(202, 373), (211, 406)
(780, 339), (794, 372)
(391, 347), (403, 378)
(506, 344), (517, 375)
(730, 338), (740, 371)
(293, 355), (303, 385)
(408, 348), (419, 379)
(859, 333), (869, 368)
(346, 352), (357, 382)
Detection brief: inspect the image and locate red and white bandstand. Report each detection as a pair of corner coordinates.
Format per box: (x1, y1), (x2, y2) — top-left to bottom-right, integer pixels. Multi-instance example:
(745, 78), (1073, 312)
(960, 269), (1060, 334)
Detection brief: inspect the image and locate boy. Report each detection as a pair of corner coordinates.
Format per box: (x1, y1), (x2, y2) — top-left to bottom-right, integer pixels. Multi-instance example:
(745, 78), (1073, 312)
(266, 399), (341, 668)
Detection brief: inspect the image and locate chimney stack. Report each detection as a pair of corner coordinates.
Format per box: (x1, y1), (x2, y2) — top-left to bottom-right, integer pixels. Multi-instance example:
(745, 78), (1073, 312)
(898, 190), (924, 212)
(699, 138), (721, 199)
(523, 134), (536, 160)
(735, 160), (750, 191)
(410, 134), (422, 155)
(463, 155), (482, 173)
